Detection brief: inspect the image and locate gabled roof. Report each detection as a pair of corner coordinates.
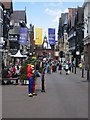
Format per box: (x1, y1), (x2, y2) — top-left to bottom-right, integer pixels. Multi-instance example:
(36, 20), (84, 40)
(71, 15), (76, 28)
(2, 1), (11, 9)
(76, 7), (84, 25)
(61, 13), (68, 26)
(10, 10), (27, 24)
(1, 0), (13, 13)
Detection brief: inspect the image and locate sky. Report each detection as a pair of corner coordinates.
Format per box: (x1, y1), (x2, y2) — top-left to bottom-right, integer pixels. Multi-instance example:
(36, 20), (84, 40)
(13, 0), (84, 40)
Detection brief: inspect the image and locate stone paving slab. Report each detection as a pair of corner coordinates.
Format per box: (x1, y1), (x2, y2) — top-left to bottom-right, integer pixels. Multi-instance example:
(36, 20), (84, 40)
(1, 71), (88, 118)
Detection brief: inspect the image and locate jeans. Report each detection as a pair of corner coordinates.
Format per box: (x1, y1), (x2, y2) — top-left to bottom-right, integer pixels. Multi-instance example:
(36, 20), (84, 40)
(28, 77), (33, 94)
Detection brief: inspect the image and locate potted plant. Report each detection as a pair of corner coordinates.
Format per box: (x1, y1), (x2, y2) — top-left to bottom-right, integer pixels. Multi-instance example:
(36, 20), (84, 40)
(20, 59), (29, 84)
(20, 57), (37, 84)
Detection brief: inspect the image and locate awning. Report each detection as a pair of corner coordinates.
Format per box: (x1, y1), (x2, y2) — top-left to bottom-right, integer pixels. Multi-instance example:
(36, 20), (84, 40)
(10, 50), (27, 58)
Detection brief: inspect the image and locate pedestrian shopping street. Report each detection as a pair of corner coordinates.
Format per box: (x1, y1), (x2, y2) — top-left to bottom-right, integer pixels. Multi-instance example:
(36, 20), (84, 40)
(0, 1), (90, 119)
(2, 69), (88, 118)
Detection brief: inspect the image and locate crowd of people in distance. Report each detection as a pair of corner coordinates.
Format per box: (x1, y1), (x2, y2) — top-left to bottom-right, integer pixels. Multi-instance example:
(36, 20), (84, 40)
(2, 58), (83, 97)
(2, 59), (74, 85)
(44, 60), (73, 75)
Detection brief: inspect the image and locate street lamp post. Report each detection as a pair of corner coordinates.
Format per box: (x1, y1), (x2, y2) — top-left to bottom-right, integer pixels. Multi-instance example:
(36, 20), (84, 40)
(75, 51), (80, 74)
(74, 22), (84, 74)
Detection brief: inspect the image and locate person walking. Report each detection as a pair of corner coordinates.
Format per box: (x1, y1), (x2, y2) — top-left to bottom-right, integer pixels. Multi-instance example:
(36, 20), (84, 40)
(79, 62), (83, 70)
(68, 62), (72, 72)
(65, 63), (69, 75)
(58, 63), (62, 74)
(50, 63), (52, 74)
(41, 66), (46, 92)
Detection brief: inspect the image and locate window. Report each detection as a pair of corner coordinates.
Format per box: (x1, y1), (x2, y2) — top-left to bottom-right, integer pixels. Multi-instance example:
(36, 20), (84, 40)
(0, 23), (1, 37)
(0, 9), (1, 18)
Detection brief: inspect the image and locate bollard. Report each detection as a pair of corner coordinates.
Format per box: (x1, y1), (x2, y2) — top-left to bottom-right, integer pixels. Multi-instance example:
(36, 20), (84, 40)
(41, 74), (45, 92)
(87, 70), (89, 81)
(82, 68), (84, 78)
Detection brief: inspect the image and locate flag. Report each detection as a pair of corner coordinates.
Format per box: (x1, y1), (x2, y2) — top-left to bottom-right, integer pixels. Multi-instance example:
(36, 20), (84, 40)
(48, 28), (56, 45)
(35, 28), (43, 45)
(19, 28), (27, 45)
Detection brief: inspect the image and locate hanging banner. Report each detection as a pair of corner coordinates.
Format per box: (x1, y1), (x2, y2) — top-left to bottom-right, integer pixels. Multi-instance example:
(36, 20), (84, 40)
(48, 28), (56, 45)
(35, 28), (42, 45)
(19, 28), (28, 45)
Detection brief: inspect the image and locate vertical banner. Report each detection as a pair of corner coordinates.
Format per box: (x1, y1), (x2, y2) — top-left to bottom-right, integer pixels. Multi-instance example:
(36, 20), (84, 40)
(19, 28), (28, 45)
(48, 28), (56, 45)
(35, 28), (42, 45)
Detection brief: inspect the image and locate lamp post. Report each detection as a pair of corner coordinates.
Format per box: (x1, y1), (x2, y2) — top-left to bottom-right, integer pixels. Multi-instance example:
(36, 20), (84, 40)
(74, 22), (84, 74)
(74, 26), (80, 74)
(74, 50), (80, 74)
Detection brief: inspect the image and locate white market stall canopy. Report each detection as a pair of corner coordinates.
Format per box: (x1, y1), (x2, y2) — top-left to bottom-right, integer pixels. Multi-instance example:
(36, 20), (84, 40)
(11, 50), (27, 58)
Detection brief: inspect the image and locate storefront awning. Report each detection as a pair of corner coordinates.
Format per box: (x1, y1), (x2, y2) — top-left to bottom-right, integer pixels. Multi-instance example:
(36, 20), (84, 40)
(11, 50), (27, 58)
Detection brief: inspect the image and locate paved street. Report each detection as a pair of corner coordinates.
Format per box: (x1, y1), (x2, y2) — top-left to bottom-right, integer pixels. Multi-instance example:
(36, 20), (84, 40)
(2, 70), (88, 118)
(0, 85), (2, 119)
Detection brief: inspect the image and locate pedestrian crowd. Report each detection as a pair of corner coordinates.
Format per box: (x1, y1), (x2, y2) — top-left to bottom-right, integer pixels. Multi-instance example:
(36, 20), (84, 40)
(2, 58), (79, 97)
(26, 59), (75, 97)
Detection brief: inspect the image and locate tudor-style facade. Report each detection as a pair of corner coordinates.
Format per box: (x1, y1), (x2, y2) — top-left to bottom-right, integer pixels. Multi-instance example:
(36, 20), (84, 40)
(83, 0), (90, 70)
